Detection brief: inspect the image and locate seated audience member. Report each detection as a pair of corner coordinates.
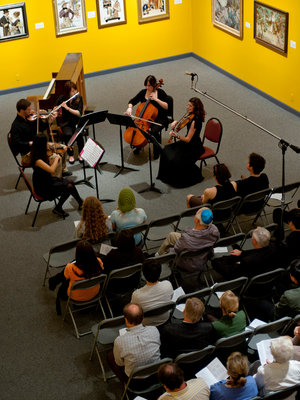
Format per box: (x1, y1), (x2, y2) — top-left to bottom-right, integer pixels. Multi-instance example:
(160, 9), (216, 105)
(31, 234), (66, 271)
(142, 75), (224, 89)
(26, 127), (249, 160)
(274, 208), (300, 262)
(48, 240), (104, 315)
(74, 196), (111, 243)
(158, 362), (209, 400)
(210, 352), (258, 400)
(109, 187), (147, 244)
(213, 227), (278, 280)
(103, 230), (145, 275)
(254, 336), (300, 399)
(293, 326), (300, 361)
(131, 261), (173, 326)
(212, 291), (246, 339)
(156, 207), (220, 273)
(274, 259), (300, 319)
(186, 163), (237, 208)
(235, 152), (269, 197)
(160, 297), (214, 359)
(107, 303), (160, 385)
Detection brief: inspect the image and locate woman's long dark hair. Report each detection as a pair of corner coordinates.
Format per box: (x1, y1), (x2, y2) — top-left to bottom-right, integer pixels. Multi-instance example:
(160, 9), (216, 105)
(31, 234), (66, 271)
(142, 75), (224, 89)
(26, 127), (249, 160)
(189, 97), (206, 122)
(30, 133), (49, 166)
(74, 240), (101, 279)
(63, 80), (79, 105)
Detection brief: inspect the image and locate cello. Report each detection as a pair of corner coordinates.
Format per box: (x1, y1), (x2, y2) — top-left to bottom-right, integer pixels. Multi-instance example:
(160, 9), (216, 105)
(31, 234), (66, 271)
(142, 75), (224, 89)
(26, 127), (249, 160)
(124, 79), (164, 148)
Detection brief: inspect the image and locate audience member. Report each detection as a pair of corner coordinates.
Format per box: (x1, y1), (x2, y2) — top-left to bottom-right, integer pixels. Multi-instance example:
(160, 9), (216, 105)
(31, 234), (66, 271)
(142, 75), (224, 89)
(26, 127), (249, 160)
(274, 259), (300, 319)
(74, 196), (110, 243)
(293, 326), (300, 361)
(212, 291), (246, 339)
(274, 208), (300, 262)
(235, 152), (269, 197)
(254, 336), (300, 399)
(156, 207), (220, 273)
(158, 362), (209, 400)
(161, 297), (214, 359)
(107, 303), (160, 385)
(210, 352), (258, 400)
(48, 240), (103, 315)
(131, 260), (173, 326)
(186, 163), (237, 208)
(110, 187), (147, 244)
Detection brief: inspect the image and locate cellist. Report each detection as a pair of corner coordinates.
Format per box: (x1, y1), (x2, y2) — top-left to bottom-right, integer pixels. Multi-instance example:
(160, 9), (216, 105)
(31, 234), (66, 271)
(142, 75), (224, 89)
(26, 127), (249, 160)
(124, 75), (169, 160)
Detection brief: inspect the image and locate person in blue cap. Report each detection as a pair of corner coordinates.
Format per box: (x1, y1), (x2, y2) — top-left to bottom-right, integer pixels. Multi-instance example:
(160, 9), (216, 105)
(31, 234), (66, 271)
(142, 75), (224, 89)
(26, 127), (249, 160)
(156, 207), (220, 272)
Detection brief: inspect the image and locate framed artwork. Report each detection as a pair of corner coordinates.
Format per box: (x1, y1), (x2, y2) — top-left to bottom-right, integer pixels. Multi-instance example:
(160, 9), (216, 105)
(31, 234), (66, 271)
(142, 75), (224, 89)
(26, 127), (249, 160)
(137, 0), (169, 24)
(254, 1), (288, 54)
(0, 3), (29, 42)
(53, 0), (87, 36)
(96, 0), (126, 28)
(211, 0), (243, 38)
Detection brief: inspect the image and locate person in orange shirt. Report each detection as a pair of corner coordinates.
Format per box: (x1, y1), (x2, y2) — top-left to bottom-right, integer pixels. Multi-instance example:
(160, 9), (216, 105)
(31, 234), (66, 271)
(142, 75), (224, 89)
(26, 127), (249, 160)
(49, 240), (104, 314)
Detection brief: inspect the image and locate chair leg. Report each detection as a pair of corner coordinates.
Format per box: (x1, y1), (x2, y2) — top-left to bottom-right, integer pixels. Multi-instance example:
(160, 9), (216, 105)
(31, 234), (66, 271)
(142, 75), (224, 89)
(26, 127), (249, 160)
(95, 347), (108, 382)
(105, 296), (114, 318)
(15, 172), (22, 190)
(25, 195), (33, 214)
(42, 263), (50, 287)
(32, 203), (42, 227)
(215, 155), (220, 164)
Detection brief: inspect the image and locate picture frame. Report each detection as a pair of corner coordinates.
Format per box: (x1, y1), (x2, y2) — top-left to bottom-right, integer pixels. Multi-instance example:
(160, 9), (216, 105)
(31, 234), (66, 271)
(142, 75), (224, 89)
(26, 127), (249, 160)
(254, 1), (288, 54)
(211, 0), (243, 38)
(53, 0), (87, 36)
(137, 0), (169, 24)
(0, 3), (29, 42)
(96, 0), (126, 28)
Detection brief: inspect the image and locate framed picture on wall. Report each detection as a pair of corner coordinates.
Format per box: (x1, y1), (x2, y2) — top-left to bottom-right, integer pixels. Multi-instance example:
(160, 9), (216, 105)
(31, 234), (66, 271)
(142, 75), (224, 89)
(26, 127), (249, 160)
(211, 0), (243, 38)
(254, 1), (288, 54)
(97, 0), (126, 28)
(0, 3), (29, 42)
(53, 0), (87, 36)
(137, 0), (169, 24)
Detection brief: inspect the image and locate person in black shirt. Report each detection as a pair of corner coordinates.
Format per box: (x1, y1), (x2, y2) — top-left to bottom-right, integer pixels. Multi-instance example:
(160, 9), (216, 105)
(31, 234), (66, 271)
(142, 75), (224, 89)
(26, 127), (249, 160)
(124, 75), (169, 160)
(235, 152), (269, 197)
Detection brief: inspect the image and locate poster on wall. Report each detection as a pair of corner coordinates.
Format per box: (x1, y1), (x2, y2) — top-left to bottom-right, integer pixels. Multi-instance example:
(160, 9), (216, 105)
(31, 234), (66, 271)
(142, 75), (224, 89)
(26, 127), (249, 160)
(53, 0), (87, 36)
(97, 0), (126, 28)
(0, 3), (29, 42)
(254, 1), (288, 54)
(137, 0), (169, 24)
(211, 0), (243, 38)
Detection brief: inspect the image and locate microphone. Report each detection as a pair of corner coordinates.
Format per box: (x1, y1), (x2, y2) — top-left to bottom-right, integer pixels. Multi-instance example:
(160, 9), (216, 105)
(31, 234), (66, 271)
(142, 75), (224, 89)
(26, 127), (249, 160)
(185, 71), (197, 77)
(290, 144), (300, 154)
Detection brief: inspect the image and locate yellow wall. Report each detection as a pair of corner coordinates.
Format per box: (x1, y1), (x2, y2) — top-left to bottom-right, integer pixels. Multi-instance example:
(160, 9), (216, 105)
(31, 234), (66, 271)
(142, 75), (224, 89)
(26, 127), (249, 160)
(191, 0), (300, 111)
(0, 0), (192, 91)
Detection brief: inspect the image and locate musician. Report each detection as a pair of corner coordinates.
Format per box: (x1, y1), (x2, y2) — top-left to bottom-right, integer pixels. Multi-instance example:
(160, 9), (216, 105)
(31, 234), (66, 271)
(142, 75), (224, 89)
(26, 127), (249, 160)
(156, 97), (205, 188)
(55, 81), (83, 164)
(125, 75), (169, 160)
(30, 133), (83, 218)
(10, 99), (70, 178)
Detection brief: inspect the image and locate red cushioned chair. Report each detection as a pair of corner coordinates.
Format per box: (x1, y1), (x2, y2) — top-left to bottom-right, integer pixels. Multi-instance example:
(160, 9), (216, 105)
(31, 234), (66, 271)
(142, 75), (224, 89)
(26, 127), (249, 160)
(199, 118), (223, 173)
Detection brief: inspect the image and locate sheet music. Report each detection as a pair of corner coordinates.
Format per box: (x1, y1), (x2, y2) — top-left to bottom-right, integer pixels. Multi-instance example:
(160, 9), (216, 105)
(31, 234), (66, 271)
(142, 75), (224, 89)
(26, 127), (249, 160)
(100, 243), (117, 256)
(257, 338), (275, 365)
(245, 318), (266, 331)
(214, 247), (228, 253)
(172, 286), (185, 302)
(80, 138), (104, 168)
(196, 357), (227, 386)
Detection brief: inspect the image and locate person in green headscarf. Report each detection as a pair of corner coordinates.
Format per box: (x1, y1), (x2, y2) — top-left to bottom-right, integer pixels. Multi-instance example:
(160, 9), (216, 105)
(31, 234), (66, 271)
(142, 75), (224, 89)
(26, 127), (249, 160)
(109, 187), (147, 244)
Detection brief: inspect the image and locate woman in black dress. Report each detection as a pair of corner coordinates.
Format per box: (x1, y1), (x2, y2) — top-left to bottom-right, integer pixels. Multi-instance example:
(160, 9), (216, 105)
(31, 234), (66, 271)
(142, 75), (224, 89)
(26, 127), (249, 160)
(30, 133), (83, 218)
(56, 81), (83, 164)
(157, 97), (205, 188)
(124, 74), (169, 159)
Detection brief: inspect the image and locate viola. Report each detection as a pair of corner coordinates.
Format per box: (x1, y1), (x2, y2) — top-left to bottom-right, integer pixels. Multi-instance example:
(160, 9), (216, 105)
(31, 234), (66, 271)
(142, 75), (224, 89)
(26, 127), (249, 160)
(124, 79), (164, 148)
(168, 112), (195, 143)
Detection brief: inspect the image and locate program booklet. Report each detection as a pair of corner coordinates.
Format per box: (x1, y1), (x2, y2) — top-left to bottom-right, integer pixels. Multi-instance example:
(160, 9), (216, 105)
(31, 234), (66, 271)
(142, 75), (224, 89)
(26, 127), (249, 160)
(196, 357), (228, 386)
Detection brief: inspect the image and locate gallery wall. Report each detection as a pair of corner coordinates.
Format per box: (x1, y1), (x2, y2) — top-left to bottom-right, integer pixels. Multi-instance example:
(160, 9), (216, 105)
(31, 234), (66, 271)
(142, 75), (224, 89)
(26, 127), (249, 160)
(191, 0), (300, 111)
(0, 0), (192, 91)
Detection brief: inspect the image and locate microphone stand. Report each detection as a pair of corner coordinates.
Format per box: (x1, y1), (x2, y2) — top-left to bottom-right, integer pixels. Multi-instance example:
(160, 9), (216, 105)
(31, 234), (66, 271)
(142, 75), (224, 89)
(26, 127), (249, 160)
(188, 74), (300, 236)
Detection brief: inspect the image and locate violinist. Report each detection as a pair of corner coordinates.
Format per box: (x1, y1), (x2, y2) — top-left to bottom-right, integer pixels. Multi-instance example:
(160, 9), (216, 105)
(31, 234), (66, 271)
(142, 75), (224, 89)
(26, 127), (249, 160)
(55, 81), (83, 164)
(125, 75), (169, 160)
(156, 97), (205, 188)
(10, 99), (70, 178)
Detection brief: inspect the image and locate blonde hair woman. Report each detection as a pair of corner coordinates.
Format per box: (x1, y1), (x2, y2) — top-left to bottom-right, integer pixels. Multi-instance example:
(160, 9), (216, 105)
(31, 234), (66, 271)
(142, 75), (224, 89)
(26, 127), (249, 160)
(212, 290), (246, 339)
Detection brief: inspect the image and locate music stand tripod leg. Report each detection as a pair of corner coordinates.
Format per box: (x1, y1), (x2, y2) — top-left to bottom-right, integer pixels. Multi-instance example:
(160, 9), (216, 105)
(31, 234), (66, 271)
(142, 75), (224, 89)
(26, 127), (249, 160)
(138, 143), (163, 194)
(114, 124), (139, 178)
(74, 160), (94, 188)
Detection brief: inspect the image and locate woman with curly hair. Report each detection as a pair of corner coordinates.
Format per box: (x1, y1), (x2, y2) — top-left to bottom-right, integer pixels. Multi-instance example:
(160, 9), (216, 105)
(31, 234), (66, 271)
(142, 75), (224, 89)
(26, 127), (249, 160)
(74, 196), (110, 243)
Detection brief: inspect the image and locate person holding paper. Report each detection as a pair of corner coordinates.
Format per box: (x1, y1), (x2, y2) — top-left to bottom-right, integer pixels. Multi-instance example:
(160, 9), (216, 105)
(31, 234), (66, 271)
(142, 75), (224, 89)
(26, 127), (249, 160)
(254, 336), (300, 399)
(209, 352), (258, 400)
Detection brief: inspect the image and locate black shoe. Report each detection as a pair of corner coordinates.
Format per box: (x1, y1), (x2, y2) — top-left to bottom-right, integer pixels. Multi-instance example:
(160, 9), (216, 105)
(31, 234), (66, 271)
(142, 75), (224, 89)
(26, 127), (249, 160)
(153, 153), (160, 160)
(62, 171), (72, 177)
(52, 207), (69, 218)
(49, 276), (57, 291)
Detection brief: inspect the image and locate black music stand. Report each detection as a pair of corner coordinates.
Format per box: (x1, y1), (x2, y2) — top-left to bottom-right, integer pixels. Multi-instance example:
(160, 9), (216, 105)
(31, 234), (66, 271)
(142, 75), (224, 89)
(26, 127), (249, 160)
(78, 110), (108, 173)
(106, 113), (139, 178)
(80, 138), (114, 203)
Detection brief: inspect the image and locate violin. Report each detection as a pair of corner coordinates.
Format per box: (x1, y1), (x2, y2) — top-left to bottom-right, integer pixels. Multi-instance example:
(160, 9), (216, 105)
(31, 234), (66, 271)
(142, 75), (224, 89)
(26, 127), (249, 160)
(27, 109), (50, 122)
(168, 112), (195, 143)
(124, 79), (164, 148)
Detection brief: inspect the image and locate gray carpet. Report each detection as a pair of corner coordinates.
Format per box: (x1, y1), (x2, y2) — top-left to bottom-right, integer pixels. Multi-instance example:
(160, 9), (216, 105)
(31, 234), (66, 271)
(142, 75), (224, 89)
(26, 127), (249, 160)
(1, 56), (299, 400)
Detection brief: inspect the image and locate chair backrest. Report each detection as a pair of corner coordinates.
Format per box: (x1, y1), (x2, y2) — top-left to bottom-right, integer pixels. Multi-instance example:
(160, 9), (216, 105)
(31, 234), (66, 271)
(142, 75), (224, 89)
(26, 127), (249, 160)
(176, 287), (212, 307)
(203, 118), (223, 143)
(214, 233), (246, 249)
(143, 301), (176, 319)
(175, 246), (215, 271)
(272, 181), (300, 197)
(255, 383), (300, 400)
(241, 268), (285, 300)
(46, 238), (80, 265)
(212, 277), (248, 298)
(237, 188), (272, 216)
(175, 345), (216, 365)
(18, 167), (41, 200)
(253, 317), (292, 336)
(240, 223), (278, 249)
(216, 330), (253, 349)
(174, 204), (211, 232)
(69, 273), (107, 294)
(94, 315), (126, 345)
(143, 213), (181, 248)
(122, 223), (148, 236)
(211, 196), (242, 225)
(104, 263), (142, 293)
(130, 357), (173, 380)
